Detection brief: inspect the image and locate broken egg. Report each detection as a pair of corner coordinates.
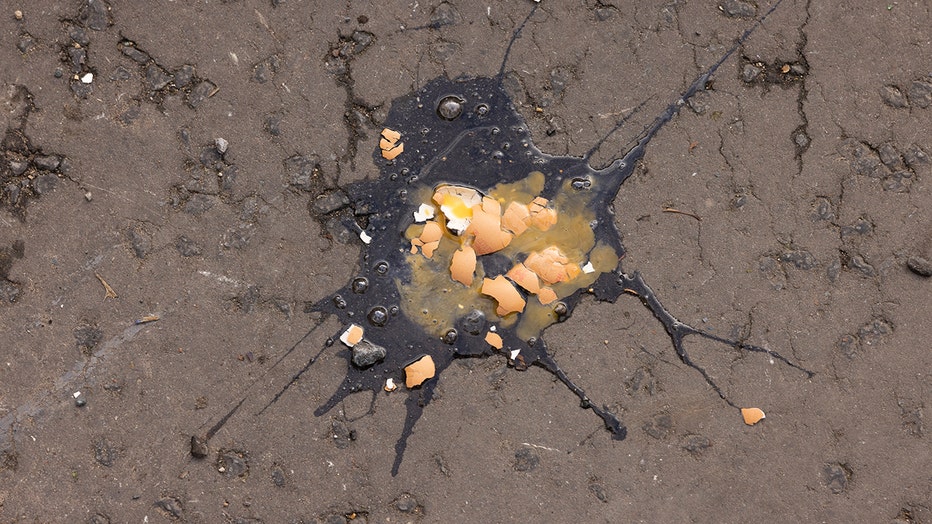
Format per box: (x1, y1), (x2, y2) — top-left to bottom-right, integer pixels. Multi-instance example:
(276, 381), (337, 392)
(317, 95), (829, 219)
(450, 246), (477, 286)
(480, 275), (526, 316)
(404, 355), (436, 388)
(741, 407), (766, 425)
(433, 185), (482, 234)
(379, 128), (404, 160)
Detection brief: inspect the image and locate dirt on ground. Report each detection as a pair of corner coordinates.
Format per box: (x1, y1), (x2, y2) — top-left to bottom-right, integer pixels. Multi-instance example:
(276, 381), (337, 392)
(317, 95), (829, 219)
(1, 0), (930, 522)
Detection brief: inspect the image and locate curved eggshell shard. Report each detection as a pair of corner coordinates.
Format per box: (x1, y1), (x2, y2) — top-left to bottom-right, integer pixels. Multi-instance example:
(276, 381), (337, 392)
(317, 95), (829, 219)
(741, 407), (766, 425)
(419, 220), (443, 243)
(502, 201), (530, 236)
(421, 240), (441, 259)
(481, 275), (526, 316)
(537, 286), (557, 305)
(405, 355), (436, 388)
(450, 246), (477, 286)
(466, 197), (513, 255)
(506, 263), (541, 294)
(485, 331), (504, 349)
(525, 246), (571, 284)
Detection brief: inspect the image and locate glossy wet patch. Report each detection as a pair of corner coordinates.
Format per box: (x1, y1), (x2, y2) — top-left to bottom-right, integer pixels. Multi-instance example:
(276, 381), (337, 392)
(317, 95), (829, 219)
(202, 0), (811, 476)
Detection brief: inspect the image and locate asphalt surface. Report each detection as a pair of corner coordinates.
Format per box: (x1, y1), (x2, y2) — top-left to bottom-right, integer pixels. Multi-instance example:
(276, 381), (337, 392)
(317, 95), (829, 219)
(1, 1), (930, 522)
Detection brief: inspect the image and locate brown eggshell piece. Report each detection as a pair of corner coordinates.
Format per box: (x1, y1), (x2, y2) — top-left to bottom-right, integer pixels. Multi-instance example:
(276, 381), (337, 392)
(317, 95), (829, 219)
(502, 201), (530, 235)
(529, 207), (557, 231)
(485, 332), (504, 349)
(405, 354), (436, 388)
(467, 201), (513, 255)
(381, 142), (403, 160)
(537, 286), (558, 305)
(340, 324), (364, 347)
(419, 220), (443, 243)
(450, 246), (477, 286)
(421, 240), (440, 259)
(525, 247), (571, 284)
(481, 275), (526, 316)
(381, 128), (401, 143)
(506, 263), (541, 294)
(741, 407), (766, 425)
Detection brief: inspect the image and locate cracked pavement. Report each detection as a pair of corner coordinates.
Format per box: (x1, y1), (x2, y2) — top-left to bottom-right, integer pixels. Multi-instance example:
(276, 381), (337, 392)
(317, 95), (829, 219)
(1, 0), (930, 522)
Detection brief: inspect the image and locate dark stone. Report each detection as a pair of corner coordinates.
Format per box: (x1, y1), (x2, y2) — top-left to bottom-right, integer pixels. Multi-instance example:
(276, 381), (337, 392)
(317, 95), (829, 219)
(217, 450), (249, 478)
(351, 339), (387, 368)
(67, 46), (87, 73)
(392, 493), (419, 513)
(813, 197), (834, 221)
(877, 143), (902, 168)
(908, 80), (932, 108)
(68, 25), (90, 46)
(624, 367), (658, 396)
(78, 0), (112, 31)
(155, 496), (184, 519)
(595, 7), (617, 21)
(127, 229), (151, 258)
(822, 463), (851, 494)
(312, 190), (350, 214)
(176, 236), (202, 257)
(87, 514), (110, 524)
(588, 481), (608, 502)
(71, 79), (93, 99)
(9, 160), (28, 176)
(742, 63), (762, 83)
(145, 64), (173, 91)
(265, 112), (283, 136)
(779, 250), (816, 270)
(94, 438), (116, 467)
(840, 218), (872, 237)
(719, 0), (756, 18)
(880, 85), (908, 108)
(220, 164), (239, 193)
(858, 318), (892, 347)
(840, 139), (889, 178)
(120, 44), (150, 64)
(513, 447), (539, 472)
(173, 65), (196, 88)
(33, 155), (62, 171)
(253, 54), (281, 84)
(190, 436), (209, 458)
(110, 65), (132, 81)
(848, 255), (875, 277)
(271, 465), (286, 487)
(906, 256), (932, 277)
(187, 80), (217, 109)
(31, 174), (59, 195)
(351, 31), (373, 51)
(902, 144), (929, 170)
(118, 102), (141, 125)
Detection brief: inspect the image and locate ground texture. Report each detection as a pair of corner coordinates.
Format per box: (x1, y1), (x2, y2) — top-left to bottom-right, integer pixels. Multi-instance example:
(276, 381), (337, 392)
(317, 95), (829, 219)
(1, 0), (930, 522)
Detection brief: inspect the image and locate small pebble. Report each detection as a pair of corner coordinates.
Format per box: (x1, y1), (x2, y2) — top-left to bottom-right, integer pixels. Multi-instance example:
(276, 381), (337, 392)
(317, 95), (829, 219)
(906, 256), (932, 277)
(14, 9), (23, 20)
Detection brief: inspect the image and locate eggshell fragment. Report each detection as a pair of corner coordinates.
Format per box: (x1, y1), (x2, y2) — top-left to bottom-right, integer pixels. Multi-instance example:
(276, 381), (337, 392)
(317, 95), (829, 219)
(485, 331), (504, 349)
(466, 198), (513, 255)
(525, 246), (571, 284)
(450, 246), (477, 286)
(421, 240), (440, 259)
(339, 324), (364, 347)
(419, 220), (443, 243)
(405, 355), (436, 388)
(384, 378), (397, 392)
(502, 201), (530, 235)
(413, 203), (435, 223)
(481, 275), (526, 316)
(506, 263), (541, 294)
(379, 128), (404, 160)
(527, 197), (557, 231)
(433, 185), (482, 234)
(537, 286), (558, 305)
(741, 407), (766, 425)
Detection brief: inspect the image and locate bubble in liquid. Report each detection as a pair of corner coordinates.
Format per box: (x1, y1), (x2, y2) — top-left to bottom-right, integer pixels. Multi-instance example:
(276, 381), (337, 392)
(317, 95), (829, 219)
(437, 96), (465, 120)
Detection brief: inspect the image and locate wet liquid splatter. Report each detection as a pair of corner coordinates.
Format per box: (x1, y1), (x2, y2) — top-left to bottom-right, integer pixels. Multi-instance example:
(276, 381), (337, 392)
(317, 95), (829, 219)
(203, 0), (811, 476)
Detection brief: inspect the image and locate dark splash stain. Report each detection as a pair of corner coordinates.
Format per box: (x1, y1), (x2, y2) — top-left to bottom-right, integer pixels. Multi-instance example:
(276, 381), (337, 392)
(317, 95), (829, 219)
(203, 0), (812, 476)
